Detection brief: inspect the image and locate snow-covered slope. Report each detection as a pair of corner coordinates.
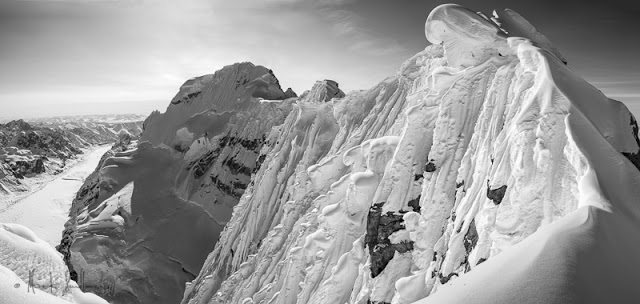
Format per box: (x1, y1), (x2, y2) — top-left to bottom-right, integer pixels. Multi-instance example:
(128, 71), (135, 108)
(180, 4), (640, 304)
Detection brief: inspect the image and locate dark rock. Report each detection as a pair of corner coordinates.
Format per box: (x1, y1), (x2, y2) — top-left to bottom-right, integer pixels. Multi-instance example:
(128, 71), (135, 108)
(283, 88), (297, 98)
(34, 158), (45, 174)
(439, 272), (458, 284)
(191, 149), (220, 179)
(224, 156), (253, 176)
(365, 202), (414, 278)
(407, 195), (421, 213)
(425, 162), (436, 172)
(463, 220), (478, 253)
(622, 114), (640, 171)
(487, 184), (507, 205)
(254, 154), (267, 173)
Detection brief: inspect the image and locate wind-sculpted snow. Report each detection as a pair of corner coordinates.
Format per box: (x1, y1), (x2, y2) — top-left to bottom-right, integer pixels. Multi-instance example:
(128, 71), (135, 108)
(491, 9), (567, 64)
(181, 4), (640, 304)
(425, 4), (509, 68)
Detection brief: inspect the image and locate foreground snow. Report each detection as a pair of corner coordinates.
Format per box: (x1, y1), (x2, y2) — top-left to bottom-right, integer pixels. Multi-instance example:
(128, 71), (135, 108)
(0, 223), (109, 303)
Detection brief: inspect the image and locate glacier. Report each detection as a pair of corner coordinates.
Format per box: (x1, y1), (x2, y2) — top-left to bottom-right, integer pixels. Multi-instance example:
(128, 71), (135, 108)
(14, 3), (636, 304)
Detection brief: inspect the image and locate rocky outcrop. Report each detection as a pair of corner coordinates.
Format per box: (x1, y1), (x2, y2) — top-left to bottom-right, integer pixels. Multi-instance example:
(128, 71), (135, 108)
(284, 88), (298, 99)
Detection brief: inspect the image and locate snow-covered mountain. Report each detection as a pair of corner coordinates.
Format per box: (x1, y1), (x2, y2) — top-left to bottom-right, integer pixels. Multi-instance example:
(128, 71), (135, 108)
(0, 117), (143, 202)
(46, 3), (640, 304)
(181, 5), (640, 304)
(59, 63), (314, 304)
(30, 114), (145, 147)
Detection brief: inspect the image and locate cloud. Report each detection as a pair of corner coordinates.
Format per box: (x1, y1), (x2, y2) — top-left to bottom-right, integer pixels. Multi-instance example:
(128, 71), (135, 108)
(324, 8), (407, 56)
(214, 0), (404, 56)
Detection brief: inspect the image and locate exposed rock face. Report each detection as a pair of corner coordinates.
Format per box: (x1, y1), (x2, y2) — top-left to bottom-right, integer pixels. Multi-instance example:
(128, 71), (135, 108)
(365, 202), (414, 279)
(180, 4), (640, 304)
(621, 113), (640, 171)
(284, 88), (298, 99)
(62, 62), (348, 304)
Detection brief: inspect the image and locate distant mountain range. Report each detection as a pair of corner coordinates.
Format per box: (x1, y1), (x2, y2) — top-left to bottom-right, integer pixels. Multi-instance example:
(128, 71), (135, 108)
(0, 114), (143, 199)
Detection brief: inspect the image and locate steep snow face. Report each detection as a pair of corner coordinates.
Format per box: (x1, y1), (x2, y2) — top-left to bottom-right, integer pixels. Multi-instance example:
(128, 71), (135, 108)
(63, 64), (347, 304)
(181, 45), (441, 304)
(182, 4), (640, 304)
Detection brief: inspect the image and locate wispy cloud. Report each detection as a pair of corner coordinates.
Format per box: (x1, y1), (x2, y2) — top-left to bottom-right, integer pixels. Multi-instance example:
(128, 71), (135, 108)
(233, 0), (406, 57)
(324, 8), (407, 56)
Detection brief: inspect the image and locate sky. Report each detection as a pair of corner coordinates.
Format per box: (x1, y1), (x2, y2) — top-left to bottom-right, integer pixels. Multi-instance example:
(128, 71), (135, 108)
(0, 0), (639, 119)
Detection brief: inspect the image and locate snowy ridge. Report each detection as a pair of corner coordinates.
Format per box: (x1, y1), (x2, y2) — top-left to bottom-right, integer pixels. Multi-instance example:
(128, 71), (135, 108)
(182, 4), (640, 304)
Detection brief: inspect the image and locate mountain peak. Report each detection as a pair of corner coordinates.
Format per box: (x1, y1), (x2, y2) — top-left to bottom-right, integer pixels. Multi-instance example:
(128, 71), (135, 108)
(300, 79), (346, 102)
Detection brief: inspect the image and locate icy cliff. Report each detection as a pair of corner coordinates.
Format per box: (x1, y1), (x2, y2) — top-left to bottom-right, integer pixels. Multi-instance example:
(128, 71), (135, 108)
(180, 4), (640, 304)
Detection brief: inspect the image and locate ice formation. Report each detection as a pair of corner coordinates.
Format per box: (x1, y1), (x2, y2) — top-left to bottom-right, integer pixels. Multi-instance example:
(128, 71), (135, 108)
(178, 4), (640, 304)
